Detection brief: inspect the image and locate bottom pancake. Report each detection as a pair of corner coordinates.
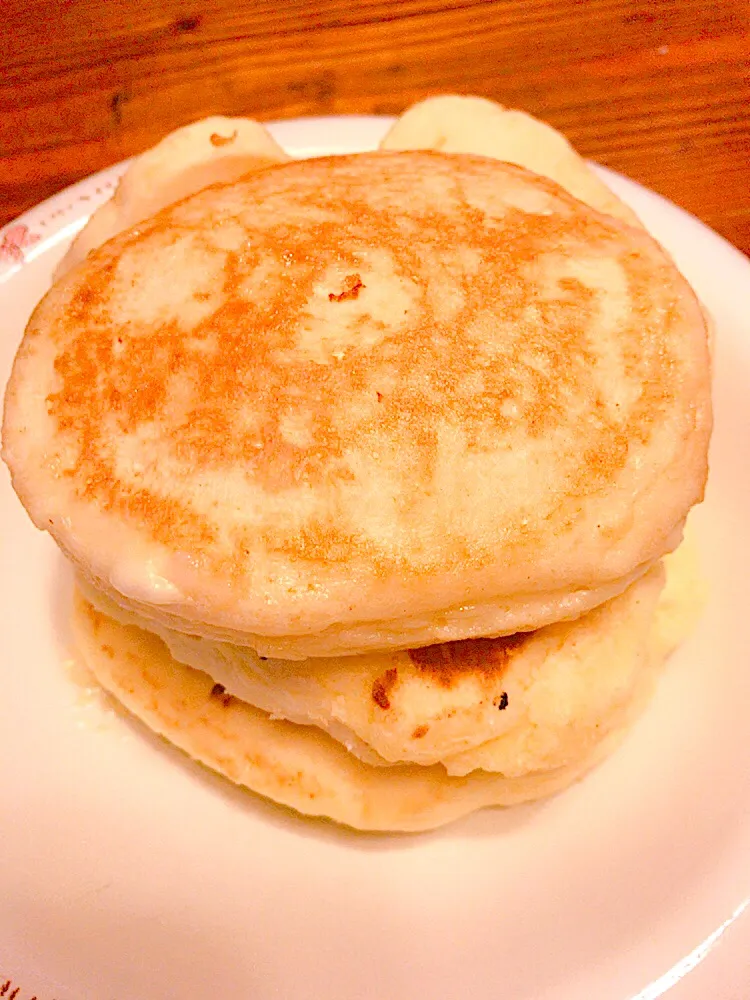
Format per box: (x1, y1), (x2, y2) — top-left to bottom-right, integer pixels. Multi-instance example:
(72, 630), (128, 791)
(69, 543), (702, 832)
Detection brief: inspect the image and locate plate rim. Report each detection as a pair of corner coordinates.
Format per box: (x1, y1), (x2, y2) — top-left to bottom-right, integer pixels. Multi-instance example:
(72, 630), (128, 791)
(1, 111), (749, 1000)
(1, 113), (747, 282)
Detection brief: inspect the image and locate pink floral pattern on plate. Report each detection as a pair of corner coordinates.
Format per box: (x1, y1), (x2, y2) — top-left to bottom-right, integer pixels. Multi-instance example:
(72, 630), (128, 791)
(0, 166), (126, 280)
(0, 224), (41, 264)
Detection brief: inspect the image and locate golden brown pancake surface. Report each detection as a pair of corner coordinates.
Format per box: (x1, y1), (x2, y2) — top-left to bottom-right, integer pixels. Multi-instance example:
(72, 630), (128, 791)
(3, 151), (712, 655)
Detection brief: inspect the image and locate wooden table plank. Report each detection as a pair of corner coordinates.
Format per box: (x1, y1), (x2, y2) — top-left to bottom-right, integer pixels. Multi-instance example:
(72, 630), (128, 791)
(2, 0), (749, 252)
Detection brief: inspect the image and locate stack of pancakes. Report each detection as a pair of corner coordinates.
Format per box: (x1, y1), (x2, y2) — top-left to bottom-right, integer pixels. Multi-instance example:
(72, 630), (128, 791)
(1, 97), (712, 831)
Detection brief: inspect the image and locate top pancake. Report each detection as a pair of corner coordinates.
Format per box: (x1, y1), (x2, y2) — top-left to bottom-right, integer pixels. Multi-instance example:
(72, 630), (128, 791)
(2, 151), (711, 657)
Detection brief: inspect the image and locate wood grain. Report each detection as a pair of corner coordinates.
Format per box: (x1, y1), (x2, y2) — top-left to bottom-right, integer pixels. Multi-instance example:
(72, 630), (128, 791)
(1, 0), (749, 252)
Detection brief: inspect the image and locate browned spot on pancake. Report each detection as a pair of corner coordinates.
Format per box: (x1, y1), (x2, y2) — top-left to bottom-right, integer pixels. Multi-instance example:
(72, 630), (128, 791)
(408, 633), (530, 688)
(101, 644), (115, 658)
(210, 682), (233, 707)
(328, 273), (364, 302)
(412, 724), (429, 739)
(210, 131), (238, 147)
(372, 667), (398, 710)
(43, 152), (691, 575)
(48, 301), (217, 552)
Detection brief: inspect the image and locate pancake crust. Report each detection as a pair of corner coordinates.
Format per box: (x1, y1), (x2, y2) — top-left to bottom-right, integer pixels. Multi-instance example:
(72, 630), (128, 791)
(3, 151), (711, 656)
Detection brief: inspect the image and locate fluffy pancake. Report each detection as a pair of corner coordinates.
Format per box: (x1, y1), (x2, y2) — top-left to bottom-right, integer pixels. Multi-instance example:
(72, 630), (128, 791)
(56, 116), (288, 280)
(381, 94), (642, 227)
(3, 151), (711, 657)
(78, 563), (666, 775)
(61, 93), (641, 293)
(70, 543), (700, 832)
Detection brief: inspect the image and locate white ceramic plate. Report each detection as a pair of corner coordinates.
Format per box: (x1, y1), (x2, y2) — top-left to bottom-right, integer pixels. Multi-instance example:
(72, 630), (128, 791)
(1, 116), (748, 1000)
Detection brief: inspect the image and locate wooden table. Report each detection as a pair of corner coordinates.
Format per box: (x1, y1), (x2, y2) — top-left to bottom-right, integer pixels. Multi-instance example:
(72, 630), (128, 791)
(2, 0), (749, 254)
